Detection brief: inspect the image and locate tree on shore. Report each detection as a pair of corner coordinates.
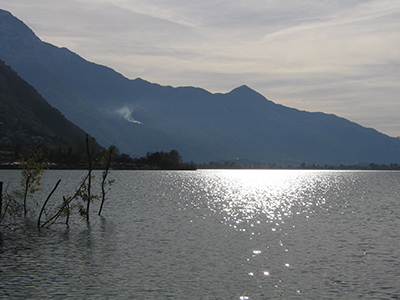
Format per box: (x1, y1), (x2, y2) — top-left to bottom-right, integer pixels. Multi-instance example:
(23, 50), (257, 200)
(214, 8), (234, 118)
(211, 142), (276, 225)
(20, 147), (47, 217)
(0, 139), (115, 229)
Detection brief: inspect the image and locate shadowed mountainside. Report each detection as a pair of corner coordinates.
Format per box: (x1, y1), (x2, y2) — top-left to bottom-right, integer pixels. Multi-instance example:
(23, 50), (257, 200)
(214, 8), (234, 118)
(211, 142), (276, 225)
(0, 59), (87, 149)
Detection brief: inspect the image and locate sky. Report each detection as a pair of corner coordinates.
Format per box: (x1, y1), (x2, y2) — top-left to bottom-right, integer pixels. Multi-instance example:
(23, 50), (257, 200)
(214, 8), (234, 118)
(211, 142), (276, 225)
(1, 0), (400, 137)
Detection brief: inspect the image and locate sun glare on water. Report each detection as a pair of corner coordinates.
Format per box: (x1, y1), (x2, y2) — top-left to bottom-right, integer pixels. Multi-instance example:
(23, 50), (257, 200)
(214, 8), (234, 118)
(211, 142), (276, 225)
(196, 170), (331, 230)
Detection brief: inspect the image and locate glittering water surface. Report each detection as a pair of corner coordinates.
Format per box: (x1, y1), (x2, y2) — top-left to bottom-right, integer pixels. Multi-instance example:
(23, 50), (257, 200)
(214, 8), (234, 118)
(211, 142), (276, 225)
(1, 170), (400, 299)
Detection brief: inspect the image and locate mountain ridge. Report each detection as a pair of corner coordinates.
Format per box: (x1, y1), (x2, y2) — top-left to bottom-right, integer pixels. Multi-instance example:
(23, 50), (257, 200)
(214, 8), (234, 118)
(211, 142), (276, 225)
(1, 8), (399, 165)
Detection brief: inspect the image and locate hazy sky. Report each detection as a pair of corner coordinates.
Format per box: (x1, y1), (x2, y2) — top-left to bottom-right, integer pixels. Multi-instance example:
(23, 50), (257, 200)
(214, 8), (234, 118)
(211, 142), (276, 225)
(1, 0), (400, 137)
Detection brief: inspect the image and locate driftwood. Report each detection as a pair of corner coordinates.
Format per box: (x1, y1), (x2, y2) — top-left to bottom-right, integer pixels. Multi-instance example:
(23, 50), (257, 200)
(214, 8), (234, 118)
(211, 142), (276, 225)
(40, 161), (97, 228)
(0, 181), (2, 221)
(98, 147), (113, 216)
(37, 179), (61, 228)
(85, 134), (92, 222)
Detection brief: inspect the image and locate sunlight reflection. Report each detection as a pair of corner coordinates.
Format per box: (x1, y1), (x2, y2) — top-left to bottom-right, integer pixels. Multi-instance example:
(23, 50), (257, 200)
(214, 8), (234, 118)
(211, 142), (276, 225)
(197, 170), (334, 230)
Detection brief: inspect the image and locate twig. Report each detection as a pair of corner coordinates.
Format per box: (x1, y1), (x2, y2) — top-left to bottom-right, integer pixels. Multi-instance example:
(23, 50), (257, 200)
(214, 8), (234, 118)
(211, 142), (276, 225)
(37, 179), (61, 228)
(40, 161), (97, 228)
(99, 147), (113, 216)
(86, 134), (92, 222)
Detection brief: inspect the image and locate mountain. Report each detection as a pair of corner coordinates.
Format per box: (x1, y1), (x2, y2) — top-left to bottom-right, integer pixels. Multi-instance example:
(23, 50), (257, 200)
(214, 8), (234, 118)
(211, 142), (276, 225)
(1, 8), (399, 165)
(0, 59), (88, 149)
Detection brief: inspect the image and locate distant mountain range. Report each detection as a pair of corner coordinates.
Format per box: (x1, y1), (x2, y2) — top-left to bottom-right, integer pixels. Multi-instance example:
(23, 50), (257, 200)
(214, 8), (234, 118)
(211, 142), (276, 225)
(1, 8), (399, 165)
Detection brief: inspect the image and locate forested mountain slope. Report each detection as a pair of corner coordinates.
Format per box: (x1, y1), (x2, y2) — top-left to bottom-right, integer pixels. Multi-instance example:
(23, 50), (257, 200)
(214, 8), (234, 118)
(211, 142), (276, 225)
(0, 59), (87, 149)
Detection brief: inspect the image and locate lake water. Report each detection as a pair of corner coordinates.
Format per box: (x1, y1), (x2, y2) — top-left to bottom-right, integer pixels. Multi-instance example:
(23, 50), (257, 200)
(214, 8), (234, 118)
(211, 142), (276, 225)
(0, 169), (399, 299)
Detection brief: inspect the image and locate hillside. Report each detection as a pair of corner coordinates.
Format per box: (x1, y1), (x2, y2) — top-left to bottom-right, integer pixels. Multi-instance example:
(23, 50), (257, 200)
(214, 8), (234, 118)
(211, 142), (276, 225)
(1, 8), (399, 165)
(0, 59), (87, 150)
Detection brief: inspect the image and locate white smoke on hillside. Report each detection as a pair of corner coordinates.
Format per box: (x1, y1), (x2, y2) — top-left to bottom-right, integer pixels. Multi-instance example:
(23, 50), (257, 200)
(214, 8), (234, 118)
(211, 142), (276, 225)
(115, 105), (142, 124)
